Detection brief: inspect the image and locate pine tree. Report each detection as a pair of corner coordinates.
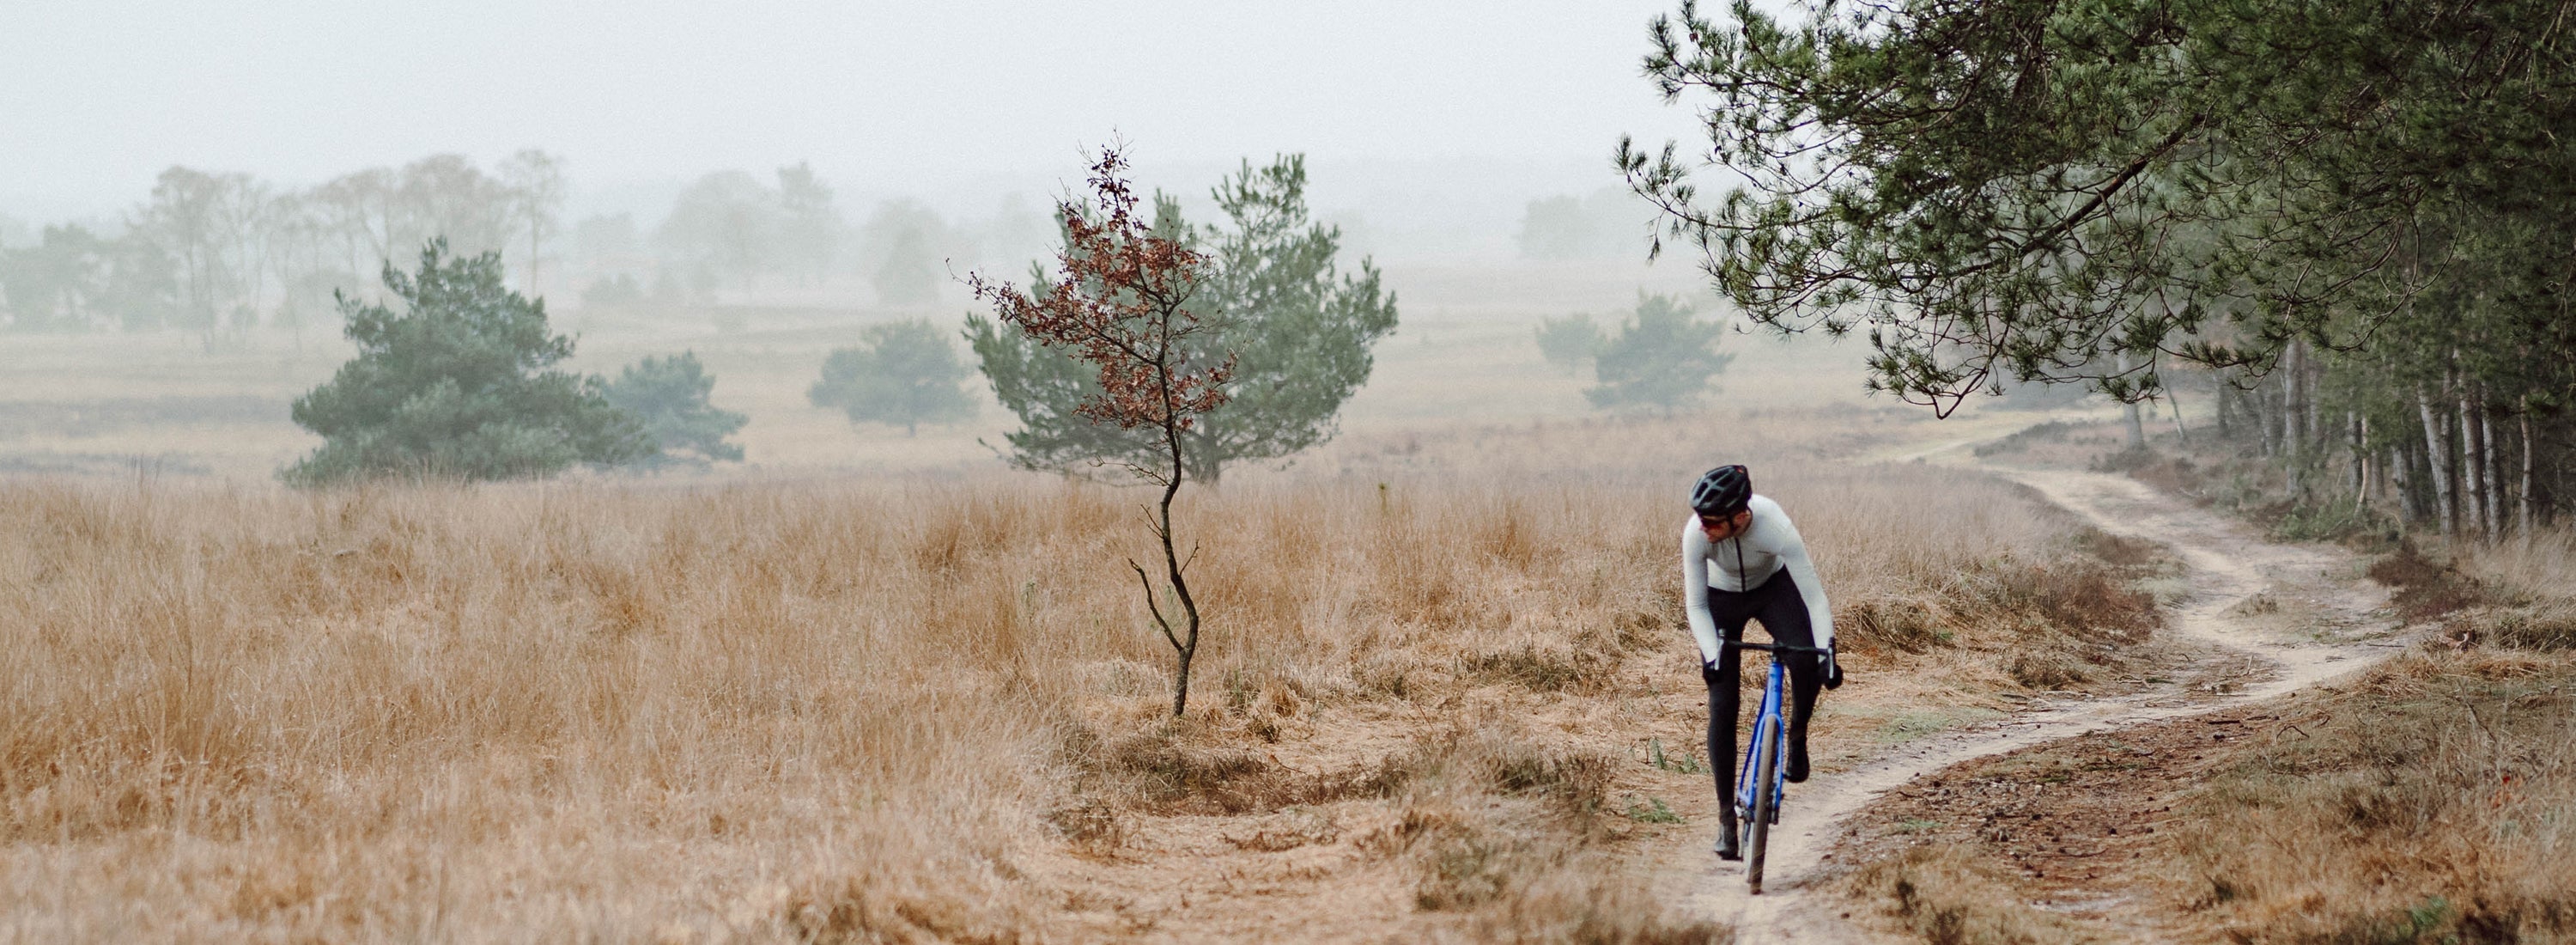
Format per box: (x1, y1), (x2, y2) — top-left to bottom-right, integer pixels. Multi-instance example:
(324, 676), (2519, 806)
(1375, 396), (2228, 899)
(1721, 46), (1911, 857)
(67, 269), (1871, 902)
(808, 319), (976, 436)
(286, 240), (646, 484)
(603, 351), (748, 464)
(1585, 294), (1731, 412)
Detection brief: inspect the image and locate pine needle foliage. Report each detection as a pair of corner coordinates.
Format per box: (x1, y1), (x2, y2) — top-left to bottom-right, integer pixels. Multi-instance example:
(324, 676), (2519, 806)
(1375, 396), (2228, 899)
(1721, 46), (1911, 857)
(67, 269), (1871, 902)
(1624, 0), (2576, 413)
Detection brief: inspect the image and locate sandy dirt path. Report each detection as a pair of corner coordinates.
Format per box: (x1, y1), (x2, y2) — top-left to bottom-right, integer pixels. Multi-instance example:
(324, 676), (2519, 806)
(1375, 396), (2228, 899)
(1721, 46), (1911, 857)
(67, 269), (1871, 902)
(1653, 460), (2408, 943)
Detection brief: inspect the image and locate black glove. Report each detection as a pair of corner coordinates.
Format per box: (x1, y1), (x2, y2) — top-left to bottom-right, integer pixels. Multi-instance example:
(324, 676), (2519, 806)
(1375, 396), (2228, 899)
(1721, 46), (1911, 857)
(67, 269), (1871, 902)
(1822, 645), (1844, 690)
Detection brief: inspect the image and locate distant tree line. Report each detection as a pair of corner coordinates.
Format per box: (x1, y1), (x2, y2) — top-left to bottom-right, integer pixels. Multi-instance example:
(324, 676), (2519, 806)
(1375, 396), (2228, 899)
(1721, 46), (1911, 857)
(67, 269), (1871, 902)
(0, 155), (1061, 338)
(0, 154), (558, 342)
(519, 168), (1051, 313)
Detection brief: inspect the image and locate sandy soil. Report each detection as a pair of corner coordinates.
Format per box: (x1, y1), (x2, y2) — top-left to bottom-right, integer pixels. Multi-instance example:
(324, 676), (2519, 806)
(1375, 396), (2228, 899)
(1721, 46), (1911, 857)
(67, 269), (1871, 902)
(1649, 454), (2410, 942)
(1841, 697), (2311, 942)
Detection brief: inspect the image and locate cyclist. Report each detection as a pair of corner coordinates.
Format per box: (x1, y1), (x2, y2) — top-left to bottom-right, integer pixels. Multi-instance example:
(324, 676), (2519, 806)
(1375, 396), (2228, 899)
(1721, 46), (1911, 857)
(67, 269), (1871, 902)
(1684, 464), (1842, 861)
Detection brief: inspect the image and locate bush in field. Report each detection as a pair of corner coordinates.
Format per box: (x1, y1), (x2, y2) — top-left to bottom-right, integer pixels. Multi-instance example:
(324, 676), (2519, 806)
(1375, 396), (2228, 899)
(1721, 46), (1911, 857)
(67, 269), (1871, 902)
(581, 273), (646, 310)
(1533, 313), (1603, 374)
(966, 153), (1396, 484)
(1584, 294), (1731, 412)
(601, 351), (747, 464)
(285, 240), (647, 485)
(808, 318), (976, 436)
(1516, 188), (1650, 260)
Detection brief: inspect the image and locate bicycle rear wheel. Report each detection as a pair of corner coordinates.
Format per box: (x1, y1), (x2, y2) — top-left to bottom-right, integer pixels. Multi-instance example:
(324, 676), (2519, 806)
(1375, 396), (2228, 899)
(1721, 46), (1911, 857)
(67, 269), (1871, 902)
(1745, 714), (1780, 893)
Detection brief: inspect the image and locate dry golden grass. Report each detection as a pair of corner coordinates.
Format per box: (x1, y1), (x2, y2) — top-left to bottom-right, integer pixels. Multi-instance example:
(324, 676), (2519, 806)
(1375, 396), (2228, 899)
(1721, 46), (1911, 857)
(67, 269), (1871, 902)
(2, 480), (1066, 941)
(0, 409), (2155, 942)
(2461, 527), (2576, 607)
(2165, 648), (2576, 943)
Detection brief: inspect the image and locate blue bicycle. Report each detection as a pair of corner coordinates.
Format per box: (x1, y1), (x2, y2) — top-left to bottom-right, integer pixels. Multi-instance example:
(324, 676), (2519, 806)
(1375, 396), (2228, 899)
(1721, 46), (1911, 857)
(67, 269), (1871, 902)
(1726, 638), (1828, 894)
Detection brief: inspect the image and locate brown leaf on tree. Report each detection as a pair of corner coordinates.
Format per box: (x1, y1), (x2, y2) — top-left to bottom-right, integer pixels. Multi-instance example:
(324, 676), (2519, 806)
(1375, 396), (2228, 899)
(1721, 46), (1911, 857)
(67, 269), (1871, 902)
(967, 147), (1234, 442)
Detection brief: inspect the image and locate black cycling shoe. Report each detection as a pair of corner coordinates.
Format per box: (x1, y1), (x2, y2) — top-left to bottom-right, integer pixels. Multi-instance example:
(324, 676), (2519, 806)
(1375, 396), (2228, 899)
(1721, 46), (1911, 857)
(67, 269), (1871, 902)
(1785, 739), (1811, 783)
(1713, 830), (1742, 862)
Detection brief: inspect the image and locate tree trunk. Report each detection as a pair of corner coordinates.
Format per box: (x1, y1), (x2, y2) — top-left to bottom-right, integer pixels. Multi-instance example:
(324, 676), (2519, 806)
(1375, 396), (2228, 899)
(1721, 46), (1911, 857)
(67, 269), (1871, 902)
(2389, 445), (2415, 525)
(1149, 412), (1206, 718)
(2280, 343), (2302, 462)
(2169, 388), (2189, 442)
(2522, 397), (2538, 536)
(1186, 424), (1224, 486)
(2215, 382), (2234, 440)
(2479, 387), (2503, 537)
(2303, 342), (2324, 458)
(2348, 412), (2365, 499)
(2258, 384), (2280, 456)
(2418, 383), (2457, 536)
(2459, 389), (2488, 540)
(2118, 352), (2146, 450)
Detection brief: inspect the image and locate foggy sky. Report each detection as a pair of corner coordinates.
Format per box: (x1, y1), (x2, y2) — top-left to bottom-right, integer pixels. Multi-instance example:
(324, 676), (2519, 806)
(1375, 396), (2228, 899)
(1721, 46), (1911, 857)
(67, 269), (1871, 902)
(1, 1), (1712, 222)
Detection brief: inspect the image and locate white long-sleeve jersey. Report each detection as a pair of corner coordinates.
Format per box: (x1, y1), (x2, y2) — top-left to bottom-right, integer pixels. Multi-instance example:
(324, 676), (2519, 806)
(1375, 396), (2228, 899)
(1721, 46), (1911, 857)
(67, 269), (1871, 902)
(1681, 494), (1835, 665)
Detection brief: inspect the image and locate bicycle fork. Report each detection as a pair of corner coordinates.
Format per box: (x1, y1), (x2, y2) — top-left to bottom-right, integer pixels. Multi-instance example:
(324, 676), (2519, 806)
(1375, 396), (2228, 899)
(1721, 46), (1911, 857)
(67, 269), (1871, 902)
(1733, 661), (1789, 829)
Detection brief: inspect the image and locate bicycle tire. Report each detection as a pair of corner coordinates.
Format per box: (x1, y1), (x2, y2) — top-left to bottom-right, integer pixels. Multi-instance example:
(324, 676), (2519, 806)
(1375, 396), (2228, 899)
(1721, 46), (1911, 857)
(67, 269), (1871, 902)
(1746, 711), (1779, 893)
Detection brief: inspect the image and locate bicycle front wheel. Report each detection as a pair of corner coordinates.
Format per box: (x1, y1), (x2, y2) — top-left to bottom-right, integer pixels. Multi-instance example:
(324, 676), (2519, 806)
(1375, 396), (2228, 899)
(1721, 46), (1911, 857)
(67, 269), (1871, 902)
(1746, 716), (1780, 893)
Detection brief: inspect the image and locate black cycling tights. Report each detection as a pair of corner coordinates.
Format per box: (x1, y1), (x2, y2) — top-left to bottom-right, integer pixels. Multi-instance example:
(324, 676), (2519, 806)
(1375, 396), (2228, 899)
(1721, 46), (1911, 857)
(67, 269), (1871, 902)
(1701, 570), (1824, 820)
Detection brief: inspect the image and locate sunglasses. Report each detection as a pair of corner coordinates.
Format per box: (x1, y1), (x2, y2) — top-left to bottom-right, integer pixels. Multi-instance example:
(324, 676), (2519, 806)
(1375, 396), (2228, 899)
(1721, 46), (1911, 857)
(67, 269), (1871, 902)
(1698, 511), (1745, 529)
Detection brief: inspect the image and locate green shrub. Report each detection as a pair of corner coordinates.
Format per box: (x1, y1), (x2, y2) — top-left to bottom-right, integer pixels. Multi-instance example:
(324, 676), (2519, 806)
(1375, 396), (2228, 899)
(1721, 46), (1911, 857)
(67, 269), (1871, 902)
(286, 241), (645, 485)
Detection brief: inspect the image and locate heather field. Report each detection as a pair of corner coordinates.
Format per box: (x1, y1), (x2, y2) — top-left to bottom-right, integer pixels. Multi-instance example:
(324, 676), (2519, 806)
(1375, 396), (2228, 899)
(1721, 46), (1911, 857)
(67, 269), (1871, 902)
(0, 381), (2168, 941)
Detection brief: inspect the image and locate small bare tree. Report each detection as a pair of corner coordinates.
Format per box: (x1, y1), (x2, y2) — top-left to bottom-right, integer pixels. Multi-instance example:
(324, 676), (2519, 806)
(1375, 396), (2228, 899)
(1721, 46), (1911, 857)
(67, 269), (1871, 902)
(969, 145), (1234, 716)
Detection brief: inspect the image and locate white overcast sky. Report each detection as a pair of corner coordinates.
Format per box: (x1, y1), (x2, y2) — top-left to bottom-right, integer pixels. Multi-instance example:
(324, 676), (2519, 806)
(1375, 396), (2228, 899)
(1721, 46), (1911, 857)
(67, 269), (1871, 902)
(0, 0), (1719, 223)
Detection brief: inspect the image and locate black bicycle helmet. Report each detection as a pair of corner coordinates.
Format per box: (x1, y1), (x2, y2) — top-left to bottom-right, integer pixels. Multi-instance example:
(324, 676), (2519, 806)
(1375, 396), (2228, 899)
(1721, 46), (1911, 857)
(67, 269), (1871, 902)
(1689, 465), (1751, 517)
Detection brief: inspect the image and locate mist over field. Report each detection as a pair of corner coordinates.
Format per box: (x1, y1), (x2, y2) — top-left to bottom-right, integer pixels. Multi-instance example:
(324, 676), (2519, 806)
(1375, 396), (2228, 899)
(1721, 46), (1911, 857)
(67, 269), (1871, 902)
(0, 1), (1841, 482)
(9, 3), (2576, 942)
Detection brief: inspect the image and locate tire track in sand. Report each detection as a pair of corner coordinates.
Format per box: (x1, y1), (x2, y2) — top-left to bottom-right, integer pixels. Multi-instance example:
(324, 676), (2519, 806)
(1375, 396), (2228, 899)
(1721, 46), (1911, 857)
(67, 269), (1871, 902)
(1654, 463), (2409, 943)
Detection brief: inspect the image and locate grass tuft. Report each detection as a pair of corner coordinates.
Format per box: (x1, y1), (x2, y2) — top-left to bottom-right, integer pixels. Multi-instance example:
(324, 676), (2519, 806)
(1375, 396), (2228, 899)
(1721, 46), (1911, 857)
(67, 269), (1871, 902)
(1848, 845), (2105, 945)
(1461, 644), (1618, 693)
(2368, 540), (2488, 620)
